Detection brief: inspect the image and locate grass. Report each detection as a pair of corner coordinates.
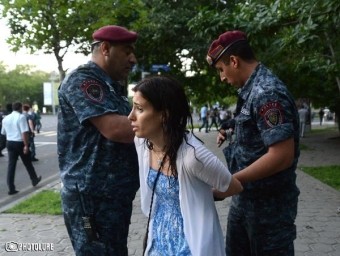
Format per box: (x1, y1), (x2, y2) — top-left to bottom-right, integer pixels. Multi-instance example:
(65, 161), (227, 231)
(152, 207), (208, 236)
(299, 143), (310, 151)
(4, 190), (62, 215)
(310, 126), (338, 134)
(300, 165), (340, 190)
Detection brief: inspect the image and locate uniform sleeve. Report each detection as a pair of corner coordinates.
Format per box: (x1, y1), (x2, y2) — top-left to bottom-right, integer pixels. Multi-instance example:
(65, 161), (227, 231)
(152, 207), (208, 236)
(254, 87), (296, 147)
(59, 72), (118, 125)
(183, 139), (232, 192)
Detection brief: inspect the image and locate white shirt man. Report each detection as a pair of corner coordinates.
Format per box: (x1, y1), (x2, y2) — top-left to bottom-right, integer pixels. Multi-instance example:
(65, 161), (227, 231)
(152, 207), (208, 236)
(1, 102), (41, 195)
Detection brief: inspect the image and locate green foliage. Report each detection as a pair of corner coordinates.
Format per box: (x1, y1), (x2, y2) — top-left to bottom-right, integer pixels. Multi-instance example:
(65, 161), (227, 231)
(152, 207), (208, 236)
(0, 0), (144, 79)
(4, 190), (62, 215)
(0, 62), (49, 108)
(229, 0), (340, 118)
(301, 165), (340, 190)
(1, 0), (339, 117)
(299, 143), (310, 151)
(133, 0), (239, 106)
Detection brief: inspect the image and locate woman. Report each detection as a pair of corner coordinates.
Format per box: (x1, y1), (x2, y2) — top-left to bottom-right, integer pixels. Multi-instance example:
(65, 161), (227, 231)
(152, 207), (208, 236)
(128, 76), (243, 256)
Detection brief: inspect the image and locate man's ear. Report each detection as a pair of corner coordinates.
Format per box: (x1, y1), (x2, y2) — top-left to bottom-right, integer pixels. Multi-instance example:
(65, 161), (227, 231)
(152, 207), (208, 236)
(230, 55), (239, 68)
(100, 41), (111, 56)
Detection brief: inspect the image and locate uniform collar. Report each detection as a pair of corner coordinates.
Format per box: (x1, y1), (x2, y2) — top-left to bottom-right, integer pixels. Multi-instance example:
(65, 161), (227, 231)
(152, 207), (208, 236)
(87, 61), (124, 95)
(237, 63), (262, 101)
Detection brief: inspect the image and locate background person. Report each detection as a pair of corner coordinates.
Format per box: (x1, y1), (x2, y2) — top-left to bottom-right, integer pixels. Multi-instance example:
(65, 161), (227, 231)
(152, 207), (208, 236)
(198, 104), (209, 133)
(1, 102), (41, 195)
(58, 25), (139, 255)
(319, 108), (325, 125)
(0, 106), (5, 157)
(298, 105), (308, 138)
(128, 76), (243, 256)
(207, 30), (300, 256)
(0, 103), (13, 157)
(209, 106), (219, 131)
(218, 106), (228, 125)
(22, 104), (38, 161)
(35, 110), (42, 133)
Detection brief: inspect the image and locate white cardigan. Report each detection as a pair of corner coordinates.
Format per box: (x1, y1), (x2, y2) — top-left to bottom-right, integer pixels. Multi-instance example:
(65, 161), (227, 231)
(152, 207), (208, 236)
(135, 134), (231, 256)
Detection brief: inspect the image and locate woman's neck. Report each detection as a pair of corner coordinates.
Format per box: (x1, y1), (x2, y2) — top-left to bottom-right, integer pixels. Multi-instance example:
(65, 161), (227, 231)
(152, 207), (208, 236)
(151, 143), (165, 153)
(149, 135), (166, 152)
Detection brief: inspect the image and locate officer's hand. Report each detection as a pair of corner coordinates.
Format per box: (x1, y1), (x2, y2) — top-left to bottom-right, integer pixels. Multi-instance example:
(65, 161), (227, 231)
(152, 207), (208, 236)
(217, 129), (226, 147)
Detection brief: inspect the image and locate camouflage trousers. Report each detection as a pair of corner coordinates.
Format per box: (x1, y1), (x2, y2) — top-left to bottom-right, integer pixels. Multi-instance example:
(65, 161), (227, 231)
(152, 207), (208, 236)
(61, 186), (136, 256)
(226, 193), (298, 256)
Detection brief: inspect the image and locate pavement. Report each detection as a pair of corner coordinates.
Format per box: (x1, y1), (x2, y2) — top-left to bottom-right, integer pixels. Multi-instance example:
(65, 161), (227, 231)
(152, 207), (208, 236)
(0, 123), (339, 255)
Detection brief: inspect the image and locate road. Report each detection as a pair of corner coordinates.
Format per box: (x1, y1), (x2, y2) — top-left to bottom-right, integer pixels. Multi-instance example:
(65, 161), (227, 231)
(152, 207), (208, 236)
(0, 115), (59, 209)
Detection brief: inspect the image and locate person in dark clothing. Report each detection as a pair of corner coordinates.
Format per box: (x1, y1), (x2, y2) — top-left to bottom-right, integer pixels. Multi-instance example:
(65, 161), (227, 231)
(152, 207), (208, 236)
(207, 30), (300, 256)
(22, 104), (38, 161)
(319, 108), (325, 125)
(209, 107), (219, 131)
(58, 25), (139, 255)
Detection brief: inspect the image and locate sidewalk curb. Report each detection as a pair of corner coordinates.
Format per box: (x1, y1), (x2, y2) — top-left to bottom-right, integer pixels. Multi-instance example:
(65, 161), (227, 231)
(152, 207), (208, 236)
(0, 174), (61, 213)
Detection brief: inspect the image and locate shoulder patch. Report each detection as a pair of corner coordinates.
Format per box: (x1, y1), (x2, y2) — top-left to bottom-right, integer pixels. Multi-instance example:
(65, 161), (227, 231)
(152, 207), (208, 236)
(80, 80), (104, 102)
(259, 101), (284, 127)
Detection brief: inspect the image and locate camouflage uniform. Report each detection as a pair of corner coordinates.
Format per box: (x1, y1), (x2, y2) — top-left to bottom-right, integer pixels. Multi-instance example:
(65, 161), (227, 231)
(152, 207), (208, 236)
(58, 61), (139, 256)
(223, 63), (300, 255)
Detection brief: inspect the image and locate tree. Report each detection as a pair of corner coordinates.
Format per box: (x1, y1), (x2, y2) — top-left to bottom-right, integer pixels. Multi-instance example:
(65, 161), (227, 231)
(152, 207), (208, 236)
(1, 0), (339, 131)
(133, 0), (239, 107)
(0, 0), (144, 81)
(185, 0), (340, 130)
(231, 0), (340, 130)
(0, 62), (49, 109)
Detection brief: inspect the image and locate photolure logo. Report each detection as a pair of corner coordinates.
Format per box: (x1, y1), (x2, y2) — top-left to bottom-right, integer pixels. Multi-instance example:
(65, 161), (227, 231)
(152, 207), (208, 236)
(5, 241), (54, 252)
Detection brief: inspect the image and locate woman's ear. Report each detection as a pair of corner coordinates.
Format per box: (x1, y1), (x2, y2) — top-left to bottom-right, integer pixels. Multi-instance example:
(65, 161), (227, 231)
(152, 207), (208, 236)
(161, 111), (169, 125)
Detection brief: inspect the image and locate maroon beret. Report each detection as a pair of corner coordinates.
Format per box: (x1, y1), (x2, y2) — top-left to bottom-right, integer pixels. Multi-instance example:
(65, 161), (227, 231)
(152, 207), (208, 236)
(206, 30), (247, 66)
(92, 25), (138, 44)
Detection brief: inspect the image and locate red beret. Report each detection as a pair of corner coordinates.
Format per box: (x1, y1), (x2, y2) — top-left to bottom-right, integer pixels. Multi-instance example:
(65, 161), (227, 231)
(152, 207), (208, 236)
(92, 25), (138, 44)
(206, 30), (247, 66)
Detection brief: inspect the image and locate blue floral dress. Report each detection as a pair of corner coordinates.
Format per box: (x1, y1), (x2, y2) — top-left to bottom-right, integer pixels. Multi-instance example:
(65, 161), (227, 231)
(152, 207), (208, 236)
(147, 168), (192, 256)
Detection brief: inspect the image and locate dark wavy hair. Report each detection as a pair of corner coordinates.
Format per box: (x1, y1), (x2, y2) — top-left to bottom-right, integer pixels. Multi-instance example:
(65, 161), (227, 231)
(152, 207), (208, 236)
(132, 75), (201, 177)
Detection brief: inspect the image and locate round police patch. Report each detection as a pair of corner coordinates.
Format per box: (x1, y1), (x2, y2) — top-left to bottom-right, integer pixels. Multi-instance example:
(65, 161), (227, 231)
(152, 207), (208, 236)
(259, 102), (283, 127)
(80, 80), (104, 102)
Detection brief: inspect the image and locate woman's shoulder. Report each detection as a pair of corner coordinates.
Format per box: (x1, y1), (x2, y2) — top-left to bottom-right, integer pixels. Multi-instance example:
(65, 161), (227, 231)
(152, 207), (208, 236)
(183, 133), (203, 148)
(179, 133), (207, 161)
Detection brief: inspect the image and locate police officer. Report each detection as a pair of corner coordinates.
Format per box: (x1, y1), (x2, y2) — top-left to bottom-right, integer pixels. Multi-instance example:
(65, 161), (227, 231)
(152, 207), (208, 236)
(58, 25), (139, 255)
(206, 31), (300, 255)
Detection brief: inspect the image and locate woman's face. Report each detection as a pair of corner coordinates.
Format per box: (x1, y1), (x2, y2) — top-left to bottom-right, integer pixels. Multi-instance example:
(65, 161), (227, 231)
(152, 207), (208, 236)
(128, 91), (163, 140)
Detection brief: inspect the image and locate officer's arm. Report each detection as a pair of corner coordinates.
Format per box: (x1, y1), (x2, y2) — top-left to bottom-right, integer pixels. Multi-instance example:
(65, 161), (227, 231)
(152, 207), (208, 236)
(89, 113), (134, 143)
(233, 138), (295, 183)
